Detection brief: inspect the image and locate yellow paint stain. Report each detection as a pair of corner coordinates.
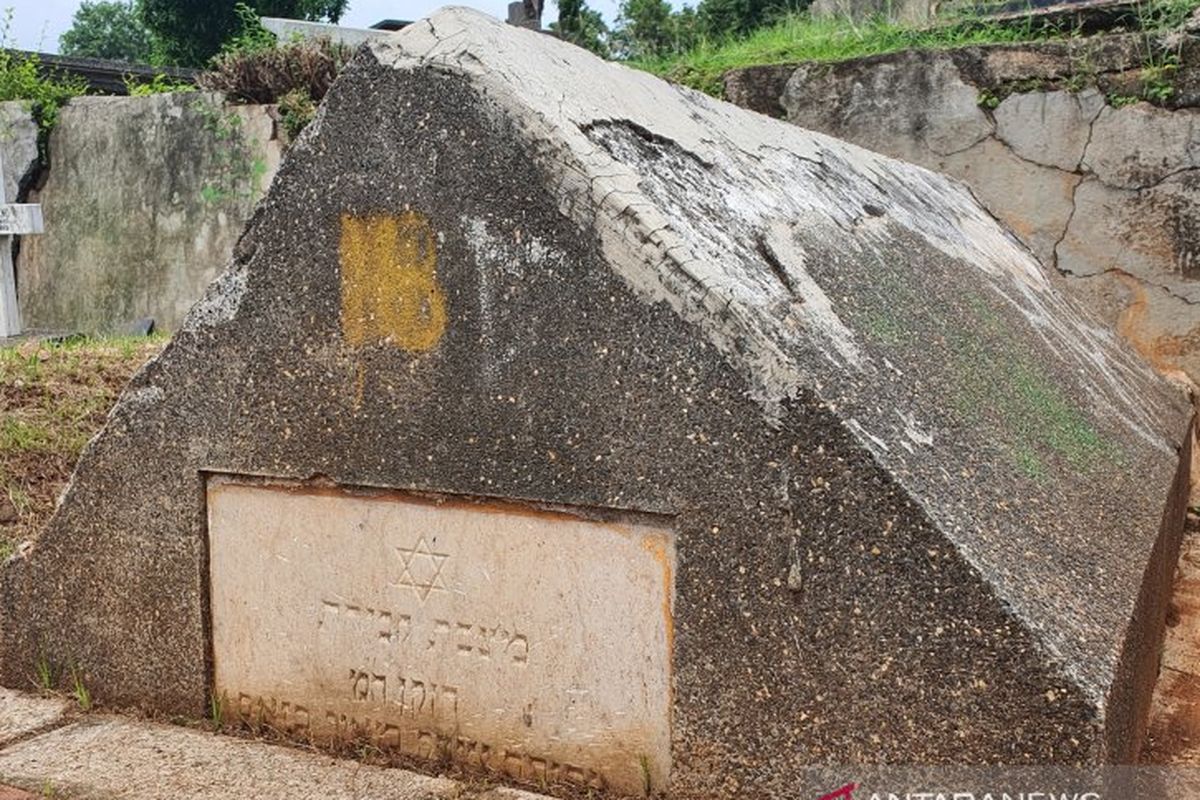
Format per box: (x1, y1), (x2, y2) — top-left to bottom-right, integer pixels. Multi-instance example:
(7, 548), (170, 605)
(339, 212), (447, 352)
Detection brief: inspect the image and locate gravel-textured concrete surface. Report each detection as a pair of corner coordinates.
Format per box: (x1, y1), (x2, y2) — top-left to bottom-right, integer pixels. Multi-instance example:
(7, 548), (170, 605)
(0, 717), (463, 800)
(0, 688), (67, 747)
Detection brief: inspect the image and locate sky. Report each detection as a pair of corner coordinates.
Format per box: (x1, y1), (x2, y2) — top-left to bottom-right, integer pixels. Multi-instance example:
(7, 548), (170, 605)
(6, 0), (622, 54)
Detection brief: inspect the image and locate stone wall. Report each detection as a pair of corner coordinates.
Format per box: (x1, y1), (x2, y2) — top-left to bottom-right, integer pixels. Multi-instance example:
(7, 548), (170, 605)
(725, 32), (1200, 385)
(7, 93), (283, 335)
(0, 103), (39, 203)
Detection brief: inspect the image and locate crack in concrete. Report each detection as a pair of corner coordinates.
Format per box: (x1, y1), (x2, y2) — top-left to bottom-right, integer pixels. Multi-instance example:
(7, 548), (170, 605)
(1051, 175), (1087, 275)
(900, 90), (1200, 315)
(1060, 265), (1200, 307)
(1115, 163), (1200, 192)
(928, 132), (992, 158)
(1073, 93), (1106, 174)
(0, 710), (75, 754)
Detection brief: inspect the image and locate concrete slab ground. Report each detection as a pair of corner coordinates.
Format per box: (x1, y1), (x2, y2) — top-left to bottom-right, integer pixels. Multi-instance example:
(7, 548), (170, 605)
(0, 707), (552, 800)
(0, 689), (67, 747)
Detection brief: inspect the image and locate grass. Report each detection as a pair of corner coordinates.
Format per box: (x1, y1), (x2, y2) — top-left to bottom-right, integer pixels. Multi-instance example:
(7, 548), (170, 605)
(33, 653), (54, 693)
(0, 335), (165, 556)
(633, 0), (1200, 95)
(210, 693), (225, 731)
(70, 665), (92, 711)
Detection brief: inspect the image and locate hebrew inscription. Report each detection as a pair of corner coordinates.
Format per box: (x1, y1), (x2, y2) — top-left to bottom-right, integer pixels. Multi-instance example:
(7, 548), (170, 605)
(207, 477), (674, 794)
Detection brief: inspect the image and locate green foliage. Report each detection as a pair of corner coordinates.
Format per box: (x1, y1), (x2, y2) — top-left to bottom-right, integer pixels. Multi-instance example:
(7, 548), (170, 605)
(221, 2), (278, 56)
(70, 665), (92, 711)
(198, 13), (346, 145)
(198, 25), (351, 104)
(1134, 0), (1200, 29)
(640, 754), (653, 795)
(139, 0), (348, 67)
(977, 88), (1000, 108)
(1140, 49), (1180, 102)
(210, 692), (225, 730)
(553, 0), (612, 56)
(189, 99), (270, 202)
(0, 13), (86, 147)
(633, 0), (1200, 97)
(696, 0), (806, 40)
(59, 1), (155, 63)
(33, 654), (55, 693)
(278, 86), (316, 139)
(613, 0), (699, 58)
(123, 71), (196, 95)
(633, 11), (1054, 95)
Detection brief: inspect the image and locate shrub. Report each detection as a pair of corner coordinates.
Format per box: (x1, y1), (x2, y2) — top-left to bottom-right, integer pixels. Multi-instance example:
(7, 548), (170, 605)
(197, 35), (352, 105)
(123, 72), (197, 96)
(0, 35), (87, 152)
(277, 87), (316, 140)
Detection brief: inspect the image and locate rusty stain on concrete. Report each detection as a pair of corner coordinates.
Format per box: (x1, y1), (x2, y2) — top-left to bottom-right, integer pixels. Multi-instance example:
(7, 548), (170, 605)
(1143, 511), (1200, 763)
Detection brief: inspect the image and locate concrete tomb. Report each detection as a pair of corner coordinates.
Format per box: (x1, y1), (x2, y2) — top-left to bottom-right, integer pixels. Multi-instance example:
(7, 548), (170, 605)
(0, 9), (1193, 798)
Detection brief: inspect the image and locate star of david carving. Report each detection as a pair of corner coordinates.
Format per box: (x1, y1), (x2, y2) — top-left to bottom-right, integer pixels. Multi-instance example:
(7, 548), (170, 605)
(391, 535), (450, 601)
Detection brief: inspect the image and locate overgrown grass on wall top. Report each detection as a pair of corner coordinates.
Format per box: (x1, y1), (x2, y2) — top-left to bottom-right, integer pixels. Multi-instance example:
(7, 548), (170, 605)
(633, 0), (1200, 96)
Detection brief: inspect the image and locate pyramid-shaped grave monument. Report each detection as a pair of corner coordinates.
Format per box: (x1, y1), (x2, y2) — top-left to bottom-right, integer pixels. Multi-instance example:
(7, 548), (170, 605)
(0, 9), (1191, 798)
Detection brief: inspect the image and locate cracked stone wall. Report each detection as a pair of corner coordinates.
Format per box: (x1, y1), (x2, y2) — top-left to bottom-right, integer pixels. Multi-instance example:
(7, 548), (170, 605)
(0, 101), (40, 203)
(12, 93), (284, 335)
(725, 33), (1200, 384)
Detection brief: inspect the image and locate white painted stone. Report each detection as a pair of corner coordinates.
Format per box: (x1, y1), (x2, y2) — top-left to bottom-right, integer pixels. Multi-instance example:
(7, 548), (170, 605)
(994, 89), (1105, 171)
(0, 205), (43, 236)
(0, 151), (42, 337)
(260, 17), (388, 48)
(207, 476), (674, 795)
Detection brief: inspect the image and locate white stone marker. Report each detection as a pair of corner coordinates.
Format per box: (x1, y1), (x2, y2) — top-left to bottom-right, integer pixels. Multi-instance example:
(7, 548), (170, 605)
(207, 476), (675, 795)
(0, 152), (43, 337)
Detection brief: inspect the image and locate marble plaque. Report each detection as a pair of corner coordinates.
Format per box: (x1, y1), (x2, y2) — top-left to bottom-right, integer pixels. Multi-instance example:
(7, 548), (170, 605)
(207, 476), (674, 793)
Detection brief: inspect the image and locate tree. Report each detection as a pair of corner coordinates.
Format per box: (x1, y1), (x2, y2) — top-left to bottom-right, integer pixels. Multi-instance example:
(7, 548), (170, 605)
(553, 0), (610, 57)
(612, 0), (698, 59)
(695, 0), (804, 39)
(614, 0), (672, 58)
(139, 0), (348, 67)
(59, 1), (155, 63)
